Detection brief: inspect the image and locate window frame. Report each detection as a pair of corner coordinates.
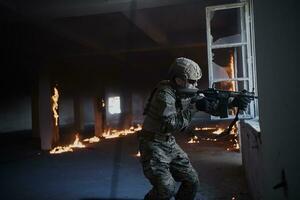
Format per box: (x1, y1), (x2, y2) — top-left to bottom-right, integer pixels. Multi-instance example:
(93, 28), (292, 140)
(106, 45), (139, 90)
(206, 1), (258, 120)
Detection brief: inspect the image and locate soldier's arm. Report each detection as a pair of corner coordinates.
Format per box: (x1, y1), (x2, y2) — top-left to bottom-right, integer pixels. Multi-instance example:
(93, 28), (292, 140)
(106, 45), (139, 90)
(155, 89), (193, 133)
(195, 96), (223, 117)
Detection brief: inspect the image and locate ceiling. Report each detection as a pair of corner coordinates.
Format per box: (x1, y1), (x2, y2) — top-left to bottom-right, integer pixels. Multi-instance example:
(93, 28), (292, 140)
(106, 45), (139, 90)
(0, 0), (239, 94)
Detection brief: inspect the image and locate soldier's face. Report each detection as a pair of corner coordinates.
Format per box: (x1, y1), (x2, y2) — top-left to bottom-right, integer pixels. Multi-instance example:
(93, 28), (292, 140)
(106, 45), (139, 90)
(186, 79), (198, 89)
(175, 78), (198, 89)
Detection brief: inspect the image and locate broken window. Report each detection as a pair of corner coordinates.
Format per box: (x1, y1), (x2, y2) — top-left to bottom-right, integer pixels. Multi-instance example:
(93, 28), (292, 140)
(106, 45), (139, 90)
(206, 1), (258, 119)
(108, 96), (121, 114)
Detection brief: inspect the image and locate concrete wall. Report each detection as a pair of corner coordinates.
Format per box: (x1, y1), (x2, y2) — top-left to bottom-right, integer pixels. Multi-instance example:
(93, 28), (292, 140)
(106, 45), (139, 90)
(242, 0), (300, 199)
(0, 96), (32, 133)
(240, 120), (263, 200)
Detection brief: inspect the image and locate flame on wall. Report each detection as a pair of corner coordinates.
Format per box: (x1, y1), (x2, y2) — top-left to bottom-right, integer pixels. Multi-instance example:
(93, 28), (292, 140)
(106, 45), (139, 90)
(228, 53), (236, 91)
(51, 87), (59, 126)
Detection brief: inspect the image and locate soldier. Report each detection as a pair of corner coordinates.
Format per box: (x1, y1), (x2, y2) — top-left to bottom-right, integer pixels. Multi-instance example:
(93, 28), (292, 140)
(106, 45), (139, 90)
(139, 57), (250, 200)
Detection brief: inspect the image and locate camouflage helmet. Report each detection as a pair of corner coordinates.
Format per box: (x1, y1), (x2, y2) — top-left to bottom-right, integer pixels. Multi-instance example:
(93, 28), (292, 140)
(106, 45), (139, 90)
(168, 57), (202, 80)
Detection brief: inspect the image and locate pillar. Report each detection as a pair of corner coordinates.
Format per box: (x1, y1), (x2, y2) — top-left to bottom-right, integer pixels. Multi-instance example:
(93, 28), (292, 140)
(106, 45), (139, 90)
(93, 97), (105, 137)
(37, 74), (59, 150)
(73, 96), (84, 133)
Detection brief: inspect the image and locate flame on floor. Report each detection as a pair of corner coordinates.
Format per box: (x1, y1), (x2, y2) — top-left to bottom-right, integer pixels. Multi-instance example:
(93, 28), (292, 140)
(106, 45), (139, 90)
(188, 136), (200, 143)
(50, 134), (85, 154)
(83, 136), (100, 143)
(193, 124), (240, 151)
(212, 128), (225, 135)
(50, 125), (142, 154)
(194, 127), (217, 131)
(102, 124), (142, 139)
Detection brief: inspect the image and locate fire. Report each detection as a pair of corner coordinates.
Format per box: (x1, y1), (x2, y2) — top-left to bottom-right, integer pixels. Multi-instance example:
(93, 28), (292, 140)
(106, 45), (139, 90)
(201, 138), (217, 142)
(69, 134), (85, 148)
(194, 127), (217, 131)
(212, 128), (225, 135)
(228, 53), (236, 91)
(83, 136), (100, 143)
(49, 146), (73, 154)
(233, 139), (240, 150)
(136, 151), (141, 157)
(49, 125), (142, 154)
(102, 124), (142, 139)
(188, 136), (200, 144)
(51, 87), (59, 126)
(49, 134), (85, 154)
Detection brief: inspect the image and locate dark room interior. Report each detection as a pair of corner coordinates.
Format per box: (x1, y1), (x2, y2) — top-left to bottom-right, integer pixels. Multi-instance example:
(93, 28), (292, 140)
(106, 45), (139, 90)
(0, 0), (299, 200)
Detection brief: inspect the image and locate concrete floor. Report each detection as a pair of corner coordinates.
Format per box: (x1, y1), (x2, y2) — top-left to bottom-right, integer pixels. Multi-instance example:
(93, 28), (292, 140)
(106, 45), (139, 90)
(0, 130), (251, 200)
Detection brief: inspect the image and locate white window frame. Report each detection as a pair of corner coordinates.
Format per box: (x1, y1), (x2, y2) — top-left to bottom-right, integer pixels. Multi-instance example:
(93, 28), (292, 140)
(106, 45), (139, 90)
(206, 1), (258, 120)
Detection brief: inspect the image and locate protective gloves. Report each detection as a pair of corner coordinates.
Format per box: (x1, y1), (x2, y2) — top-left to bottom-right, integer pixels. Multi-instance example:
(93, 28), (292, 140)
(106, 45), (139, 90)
(229, 90), (251, 111)
(195, 97), (217, 112)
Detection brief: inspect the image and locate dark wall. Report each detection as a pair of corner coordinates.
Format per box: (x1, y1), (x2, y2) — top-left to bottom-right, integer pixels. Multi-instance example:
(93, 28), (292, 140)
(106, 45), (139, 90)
(252, 0), (300, 199)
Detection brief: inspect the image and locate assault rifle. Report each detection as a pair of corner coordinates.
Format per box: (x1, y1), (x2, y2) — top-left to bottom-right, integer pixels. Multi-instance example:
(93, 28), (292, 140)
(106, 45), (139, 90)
(177, 88), (258, 137)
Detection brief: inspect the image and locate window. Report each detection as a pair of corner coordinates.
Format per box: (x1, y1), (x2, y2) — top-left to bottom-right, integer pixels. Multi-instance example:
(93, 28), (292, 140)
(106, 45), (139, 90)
(108, 96), (121, 114)
(206, 1), (258, 119)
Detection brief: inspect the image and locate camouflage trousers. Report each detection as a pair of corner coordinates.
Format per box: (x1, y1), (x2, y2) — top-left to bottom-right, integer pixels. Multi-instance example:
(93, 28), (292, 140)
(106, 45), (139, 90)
(138, 131), (199, 200)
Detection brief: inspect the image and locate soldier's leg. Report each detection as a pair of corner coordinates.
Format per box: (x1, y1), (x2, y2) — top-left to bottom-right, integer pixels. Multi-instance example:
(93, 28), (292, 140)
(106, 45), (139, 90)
(170, 144), (199, 200)
(143, 160), (176, 200)
(139, 137), (176, 200)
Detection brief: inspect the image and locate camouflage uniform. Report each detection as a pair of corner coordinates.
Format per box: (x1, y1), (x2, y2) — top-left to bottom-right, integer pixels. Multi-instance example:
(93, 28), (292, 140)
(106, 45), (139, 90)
(139, 78), (200, 200)
(139, 57), (251, 200)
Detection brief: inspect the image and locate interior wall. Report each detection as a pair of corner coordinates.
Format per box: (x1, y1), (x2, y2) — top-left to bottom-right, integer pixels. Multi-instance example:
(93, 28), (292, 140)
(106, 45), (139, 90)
(0, 96), (32, 133)
(253, 0), (299, 199)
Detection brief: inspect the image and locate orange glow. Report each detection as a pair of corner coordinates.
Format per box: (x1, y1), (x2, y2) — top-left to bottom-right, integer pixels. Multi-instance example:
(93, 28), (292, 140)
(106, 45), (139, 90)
(51, 87), (59, 126)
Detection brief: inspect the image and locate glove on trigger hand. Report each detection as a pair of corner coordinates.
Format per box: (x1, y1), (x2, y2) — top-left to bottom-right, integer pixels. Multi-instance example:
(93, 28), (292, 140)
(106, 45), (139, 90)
(195, 97), (215, 112)
(230, 90), (251, 111)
